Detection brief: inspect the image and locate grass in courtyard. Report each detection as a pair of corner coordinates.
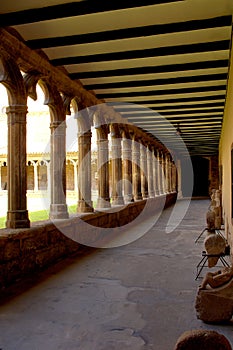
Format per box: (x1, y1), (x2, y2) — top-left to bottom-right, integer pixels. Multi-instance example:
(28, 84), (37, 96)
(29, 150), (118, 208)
(0, 203), (94, 229)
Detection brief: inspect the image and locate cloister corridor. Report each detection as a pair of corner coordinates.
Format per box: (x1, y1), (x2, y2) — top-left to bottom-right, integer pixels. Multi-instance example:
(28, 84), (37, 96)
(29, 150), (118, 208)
(0, 198), (232, 350)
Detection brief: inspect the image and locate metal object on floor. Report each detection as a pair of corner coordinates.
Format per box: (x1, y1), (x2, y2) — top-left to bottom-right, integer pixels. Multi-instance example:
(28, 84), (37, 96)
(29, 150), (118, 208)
(195, 251), (230, 280)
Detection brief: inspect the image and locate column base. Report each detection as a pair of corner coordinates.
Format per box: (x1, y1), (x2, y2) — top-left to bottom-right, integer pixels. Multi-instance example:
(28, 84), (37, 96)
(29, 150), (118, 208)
(124, 194), (134, 203)
(6, 210), (30, 229)
(178, 191), (183, 199)
(96, 197), (111, 209)
(134, 194), (143, 201)
(77, 200), (94, 213)
(50, 204), (69, 219)
(112, 196), (124, 205)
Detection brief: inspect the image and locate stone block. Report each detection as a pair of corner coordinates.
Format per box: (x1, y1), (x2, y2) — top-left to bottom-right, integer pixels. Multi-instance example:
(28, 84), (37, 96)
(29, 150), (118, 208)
(204, 234), (226, 267)
(174, 329), (232, 349)
(3, 240), (20, 261)
(195, 278), (233, 323)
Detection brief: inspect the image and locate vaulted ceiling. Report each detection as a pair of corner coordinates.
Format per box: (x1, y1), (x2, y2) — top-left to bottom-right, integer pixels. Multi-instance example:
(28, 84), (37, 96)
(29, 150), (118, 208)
(0, 0), (232, 157)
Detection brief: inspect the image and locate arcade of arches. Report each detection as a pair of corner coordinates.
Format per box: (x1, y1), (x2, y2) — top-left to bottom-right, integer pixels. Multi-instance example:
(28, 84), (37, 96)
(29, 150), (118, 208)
(0, 26), (229, 289)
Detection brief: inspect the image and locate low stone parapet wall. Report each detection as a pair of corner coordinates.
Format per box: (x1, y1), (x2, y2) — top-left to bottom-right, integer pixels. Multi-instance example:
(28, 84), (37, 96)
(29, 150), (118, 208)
(0, 193), (176, 289)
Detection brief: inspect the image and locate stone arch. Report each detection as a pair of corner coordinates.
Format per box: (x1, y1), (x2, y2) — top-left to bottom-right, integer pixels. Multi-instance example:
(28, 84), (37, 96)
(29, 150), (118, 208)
(71, 97), (94, 212)
(24, 71), (69, 219)
(0, 52), (29, 228)
(0, 52), (27, 105)
(71, 96), (93, 132)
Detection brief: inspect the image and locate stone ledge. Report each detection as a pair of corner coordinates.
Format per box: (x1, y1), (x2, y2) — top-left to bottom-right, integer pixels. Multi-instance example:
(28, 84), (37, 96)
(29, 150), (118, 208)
(0, 193), (177, 289)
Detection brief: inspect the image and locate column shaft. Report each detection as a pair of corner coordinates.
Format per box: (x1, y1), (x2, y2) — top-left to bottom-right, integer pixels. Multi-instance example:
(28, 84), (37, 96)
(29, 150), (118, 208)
(110, 124), (124, 205)
(132, 137), (142, 201)
(122, 132), (133, 203)
(74, 162), (78, 193)
(96, 126), (110, 209)
(77, 131), (94, 212)
(140, 143), (148, 199)
(153, 148), (159, 196)
(161, 154), (166, 194)
(50, 121), (69, 219)
(147, 146), (155, 198)
(34, 162), (38, 192)
(157, 150), (162, 195)
(6, 105), (30, 228)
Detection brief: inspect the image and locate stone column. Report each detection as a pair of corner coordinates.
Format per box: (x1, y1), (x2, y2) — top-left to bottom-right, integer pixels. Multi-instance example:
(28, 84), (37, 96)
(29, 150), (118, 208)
(96, 125), (111, 209)
(153, 148), (159, 196)
(49, 121), (69, 219)
(46, 161), (51, 194)
(33, 161), (39, 192)
(177, 159), (183, 198)
(169, 156), (174, 193)
(110, 124), (124, 205)
(157, 150), (162, 195)
(74, 161), (78, 193)
(122, 129), (133, 203)
(0, 163), (2, 191)
(161, 153), (166, 194)
(164, 153), (170, 193)
(147, 145), (155, 198)
(140, 143), (148, 199)
(6, 105), (30, 228)
(132, 135), (142, 201)
(77, 130), (94, 212)
(171, 161), (177, 192)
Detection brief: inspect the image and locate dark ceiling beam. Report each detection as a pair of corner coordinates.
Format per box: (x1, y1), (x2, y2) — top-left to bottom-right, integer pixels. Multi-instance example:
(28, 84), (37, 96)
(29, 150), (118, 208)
(51, 40), (230, 66)
(113, 103), (224, 114)
(84, 73), (228, 90)
(121, 112), (223, 119)
(27, 15), (231, 49)
(70, 59), (229, 79)
(111, 94), (226, 105)
(0, 0), (184, 26)
(96, 85), (226, 99)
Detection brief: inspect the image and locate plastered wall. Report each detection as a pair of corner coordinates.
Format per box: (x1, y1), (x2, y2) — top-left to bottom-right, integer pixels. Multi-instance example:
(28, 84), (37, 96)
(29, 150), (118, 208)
(219, 40), (233, 245)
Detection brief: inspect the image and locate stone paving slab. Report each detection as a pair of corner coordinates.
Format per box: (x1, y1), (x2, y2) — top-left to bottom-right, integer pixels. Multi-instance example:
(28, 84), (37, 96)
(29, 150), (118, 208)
(0, 199), (233, 349)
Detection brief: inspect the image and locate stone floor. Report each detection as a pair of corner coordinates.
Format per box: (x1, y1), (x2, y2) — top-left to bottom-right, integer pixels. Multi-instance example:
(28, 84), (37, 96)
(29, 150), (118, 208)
(0, 198), (233, 350)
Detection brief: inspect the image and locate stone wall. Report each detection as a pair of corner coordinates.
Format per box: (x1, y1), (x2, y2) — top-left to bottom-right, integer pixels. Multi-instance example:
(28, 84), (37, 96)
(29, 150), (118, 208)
(0, 193), (176, 289)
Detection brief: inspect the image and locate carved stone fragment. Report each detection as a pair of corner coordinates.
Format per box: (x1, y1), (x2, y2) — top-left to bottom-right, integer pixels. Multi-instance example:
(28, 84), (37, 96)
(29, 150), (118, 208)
(174, 329), (232, 349)
(195, 277), (233, 323)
